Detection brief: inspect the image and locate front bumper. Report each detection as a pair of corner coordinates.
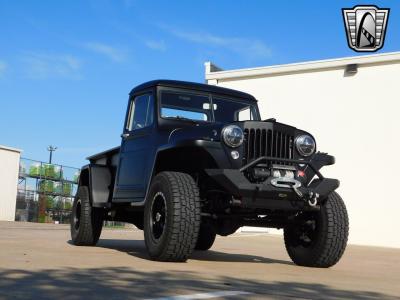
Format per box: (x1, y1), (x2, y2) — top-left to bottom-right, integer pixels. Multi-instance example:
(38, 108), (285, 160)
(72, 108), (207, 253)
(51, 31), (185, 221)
(205, 153), (339, 211)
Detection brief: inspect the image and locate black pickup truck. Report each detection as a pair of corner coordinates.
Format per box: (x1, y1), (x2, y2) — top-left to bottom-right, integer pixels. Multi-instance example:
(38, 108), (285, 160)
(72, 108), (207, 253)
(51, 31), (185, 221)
(70, 80), (349, 267)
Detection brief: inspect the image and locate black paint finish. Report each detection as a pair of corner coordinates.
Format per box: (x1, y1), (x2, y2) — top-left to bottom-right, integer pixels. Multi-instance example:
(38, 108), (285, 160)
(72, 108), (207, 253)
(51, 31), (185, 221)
(83, 79), (338, 213)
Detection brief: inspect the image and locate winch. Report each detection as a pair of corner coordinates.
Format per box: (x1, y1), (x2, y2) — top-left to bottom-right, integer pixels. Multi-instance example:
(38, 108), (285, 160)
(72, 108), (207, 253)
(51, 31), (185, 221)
(269, 164), (318, 207)
(270, 164), (299, 189)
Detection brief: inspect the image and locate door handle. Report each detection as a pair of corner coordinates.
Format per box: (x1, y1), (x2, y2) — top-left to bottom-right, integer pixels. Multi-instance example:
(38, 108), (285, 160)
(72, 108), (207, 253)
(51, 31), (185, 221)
(121, 133), (130, 138)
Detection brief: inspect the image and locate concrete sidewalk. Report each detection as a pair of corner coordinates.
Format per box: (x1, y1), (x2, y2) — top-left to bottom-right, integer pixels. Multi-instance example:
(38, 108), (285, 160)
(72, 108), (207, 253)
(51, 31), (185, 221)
(0, 221), (399, 299)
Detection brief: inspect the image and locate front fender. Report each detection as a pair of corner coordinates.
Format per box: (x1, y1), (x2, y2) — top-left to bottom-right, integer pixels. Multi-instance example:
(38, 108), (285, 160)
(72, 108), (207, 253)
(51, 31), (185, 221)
(138, 140), (232, 206)
(158, 139), (233, 169)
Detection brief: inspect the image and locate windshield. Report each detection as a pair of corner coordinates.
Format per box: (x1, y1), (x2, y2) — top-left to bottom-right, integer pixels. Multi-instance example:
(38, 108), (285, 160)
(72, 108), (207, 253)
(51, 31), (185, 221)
(160, 90), (259, 123)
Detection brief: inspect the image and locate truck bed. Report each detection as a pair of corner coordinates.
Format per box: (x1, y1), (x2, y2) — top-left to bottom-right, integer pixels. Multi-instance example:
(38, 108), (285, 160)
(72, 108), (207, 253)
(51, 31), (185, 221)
(87, 146), (120, 167)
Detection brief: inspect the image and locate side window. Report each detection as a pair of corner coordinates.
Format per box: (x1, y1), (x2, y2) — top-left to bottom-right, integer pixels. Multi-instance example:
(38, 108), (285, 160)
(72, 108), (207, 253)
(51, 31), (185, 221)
(126, 94), (153, 131)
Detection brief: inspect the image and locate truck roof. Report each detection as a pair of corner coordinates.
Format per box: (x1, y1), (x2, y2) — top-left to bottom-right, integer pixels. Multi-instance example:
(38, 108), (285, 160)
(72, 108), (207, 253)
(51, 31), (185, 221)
(129, 80), (257, 102)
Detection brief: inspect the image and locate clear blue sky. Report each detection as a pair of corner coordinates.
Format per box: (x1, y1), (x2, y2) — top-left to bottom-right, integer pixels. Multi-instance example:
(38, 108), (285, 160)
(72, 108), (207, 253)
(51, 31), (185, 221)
(0, 0), (399, 167)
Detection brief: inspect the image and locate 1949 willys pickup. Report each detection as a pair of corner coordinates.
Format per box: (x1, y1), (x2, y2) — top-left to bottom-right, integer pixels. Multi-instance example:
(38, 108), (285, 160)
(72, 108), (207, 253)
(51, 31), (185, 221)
(70, 80), (349, 267)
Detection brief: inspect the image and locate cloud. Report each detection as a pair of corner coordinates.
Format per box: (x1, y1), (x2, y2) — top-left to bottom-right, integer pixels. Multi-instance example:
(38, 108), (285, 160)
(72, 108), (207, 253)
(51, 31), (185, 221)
(84, 42), (126, 62)
(0, 61), (7, 77)
(21, 53), (82, 79)
(162, 26), (272, 60)
(145, 39), (167, 51)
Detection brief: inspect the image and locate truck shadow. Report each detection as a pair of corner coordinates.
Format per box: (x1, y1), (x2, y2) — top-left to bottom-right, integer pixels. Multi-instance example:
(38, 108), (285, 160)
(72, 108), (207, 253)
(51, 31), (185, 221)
(96, 238), (293, 266)
(0, 267), (396, 300)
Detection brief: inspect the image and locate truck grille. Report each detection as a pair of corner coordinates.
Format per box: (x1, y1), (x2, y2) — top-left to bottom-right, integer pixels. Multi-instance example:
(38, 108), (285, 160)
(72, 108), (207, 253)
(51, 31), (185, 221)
(243, 128), (294, 165)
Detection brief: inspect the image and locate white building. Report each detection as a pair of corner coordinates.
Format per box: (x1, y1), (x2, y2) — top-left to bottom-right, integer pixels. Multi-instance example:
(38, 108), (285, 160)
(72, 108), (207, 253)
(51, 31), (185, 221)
(205, 51), (400, 248)
(0, 145), (21, 221)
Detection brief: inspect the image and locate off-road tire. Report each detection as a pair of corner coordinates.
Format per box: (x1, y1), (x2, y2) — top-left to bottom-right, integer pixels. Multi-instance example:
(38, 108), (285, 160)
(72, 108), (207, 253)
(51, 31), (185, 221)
(70, 186), (103, 246)
(144, 171), (201, 262)
(284, 191), (349, 268)
(195, 223), (216, 251)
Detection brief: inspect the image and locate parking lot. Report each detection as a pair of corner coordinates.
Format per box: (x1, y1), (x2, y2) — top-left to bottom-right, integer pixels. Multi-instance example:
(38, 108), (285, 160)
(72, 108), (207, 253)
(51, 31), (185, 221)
(0, 221), (399, 299)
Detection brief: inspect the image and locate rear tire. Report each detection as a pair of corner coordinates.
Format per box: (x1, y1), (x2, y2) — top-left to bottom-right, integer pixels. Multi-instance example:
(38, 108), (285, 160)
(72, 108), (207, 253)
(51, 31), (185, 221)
(70, 186), (103, 246)
(144, 172), (201, 262)
(195, 223), (216, 251)
(284, 191), (349, 268)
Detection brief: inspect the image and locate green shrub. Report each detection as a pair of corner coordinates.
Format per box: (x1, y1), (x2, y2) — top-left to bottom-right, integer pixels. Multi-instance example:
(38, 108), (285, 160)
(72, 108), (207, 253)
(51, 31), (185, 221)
(54, 182), (63, 195)
(39, 180), (54, 193)
(63, 183), (72, 196)
(64, 201), (72, 210)
(29, 163), (41, 177)
(46, 196), (55, 209)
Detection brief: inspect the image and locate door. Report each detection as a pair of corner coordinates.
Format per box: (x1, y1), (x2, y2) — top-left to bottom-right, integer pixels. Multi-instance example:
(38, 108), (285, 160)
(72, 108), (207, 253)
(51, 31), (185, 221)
(114, 92), (155, 201)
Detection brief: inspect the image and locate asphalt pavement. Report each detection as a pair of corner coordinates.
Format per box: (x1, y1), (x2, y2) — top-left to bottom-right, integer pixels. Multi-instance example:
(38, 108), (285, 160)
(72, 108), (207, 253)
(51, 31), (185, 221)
(0, 221), (399, 299)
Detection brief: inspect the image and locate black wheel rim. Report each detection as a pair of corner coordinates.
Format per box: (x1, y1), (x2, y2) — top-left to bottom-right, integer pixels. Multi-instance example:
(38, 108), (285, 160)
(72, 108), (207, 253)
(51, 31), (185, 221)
(74, 199), (81, 231)
(291, 212), (319, 248)
(150, 192), (166, 240)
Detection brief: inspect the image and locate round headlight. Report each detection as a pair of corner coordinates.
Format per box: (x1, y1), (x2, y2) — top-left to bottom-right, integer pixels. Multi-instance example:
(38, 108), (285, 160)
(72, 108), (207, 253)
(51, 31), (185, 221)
(222, 125), (244, 148)
(295, 135), (316, 157)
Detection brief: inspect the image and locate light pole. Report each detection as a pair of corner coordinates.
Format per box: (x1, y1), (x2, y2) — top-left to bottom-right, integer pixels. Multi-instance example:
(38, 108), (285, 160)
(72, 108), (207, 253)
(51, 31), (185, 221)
(47, 145), (57, 164)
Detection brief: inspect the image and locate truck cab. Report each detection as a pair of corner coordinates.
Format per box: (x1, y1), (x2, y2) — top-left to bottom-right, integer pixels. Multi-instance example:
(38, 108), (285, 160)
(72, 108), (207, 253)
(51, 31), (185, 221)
(71, 80), (349, 267)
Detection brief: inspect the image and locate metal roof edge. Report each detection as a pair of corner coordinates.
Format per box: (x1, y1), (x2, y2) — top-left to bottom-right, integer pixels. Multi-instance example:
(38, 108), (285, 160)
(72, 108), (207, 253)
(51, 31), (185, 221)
(0, 145), (22, 153)
(205, 51), (400, 81)
(129, 79), (257, 101)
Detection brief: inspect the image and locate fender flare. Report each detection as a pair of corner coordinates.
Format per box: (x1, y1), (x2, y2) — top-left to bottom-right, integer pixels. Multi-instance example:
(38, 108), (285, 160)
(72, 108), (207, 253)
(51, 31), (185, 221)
(78, 164), (112, 207)
(132, 139), (230, 206)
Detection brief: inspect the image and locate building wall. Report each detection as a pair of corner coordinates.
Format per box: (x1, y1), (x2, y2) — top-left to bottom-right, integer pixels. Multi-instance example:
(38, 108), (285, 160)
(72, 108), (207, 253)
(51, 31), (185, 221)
(0, 146), (21, 221)
(208, 60), (400, 248)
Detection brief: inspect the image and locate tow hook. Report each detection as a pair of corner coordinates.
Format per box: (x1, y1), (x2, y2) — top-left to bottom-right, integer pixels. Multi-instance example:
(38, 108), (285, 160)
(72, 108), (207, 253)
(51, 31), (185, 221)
(292, 186), (319, 207)
(307, 191), (319, 207)
(272, 177), (319, 207)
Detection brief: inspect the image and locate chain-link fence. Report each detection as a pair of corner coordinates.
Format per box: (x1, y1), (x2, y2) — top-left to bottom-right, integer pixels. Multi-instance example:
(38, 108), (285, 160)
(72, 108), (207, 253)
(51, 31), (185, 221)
(16, 158), (80, 224)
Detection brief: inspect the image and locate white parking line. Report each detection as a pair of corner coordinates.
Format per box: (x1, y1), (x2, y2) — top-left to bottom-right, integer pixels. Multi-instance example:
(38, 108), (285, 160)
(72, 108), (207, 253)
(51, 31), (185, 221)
(146, 290), (252, 300)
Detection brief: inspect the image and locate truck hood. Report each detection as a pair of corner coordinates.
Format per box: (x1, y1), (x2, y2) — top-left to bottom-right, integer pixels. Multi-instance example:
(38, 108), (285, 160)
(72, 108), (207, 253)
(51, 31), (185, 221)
(167, 120), (311, 145)
(167, 122), (226, 144)
(168, 120), (312, 150)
